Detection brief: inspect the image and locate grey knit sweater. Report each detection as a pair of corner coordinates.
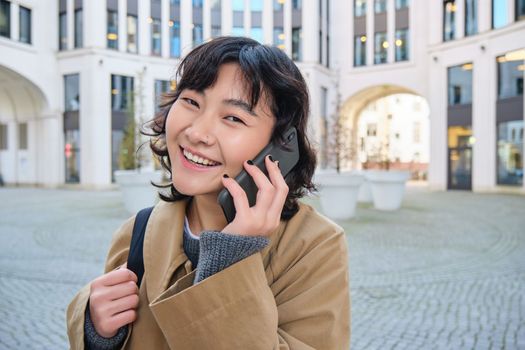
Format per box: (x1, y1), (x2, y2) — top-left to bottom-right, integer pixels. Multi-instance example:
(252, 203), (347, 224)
(84, 221), (269, 349)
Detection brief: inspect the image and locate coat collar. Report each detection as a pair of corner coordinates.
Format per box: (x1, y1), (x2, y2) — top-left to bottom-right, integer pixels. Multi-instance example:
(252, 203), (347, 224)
(144, 199), (190, 301)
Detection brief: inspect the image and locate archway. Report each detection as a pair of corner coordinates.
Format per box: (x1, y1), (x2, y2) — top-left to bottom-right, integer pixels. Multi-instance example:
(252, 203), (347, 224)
(339, 85), (430, 181)
(0, 65), (49, 184)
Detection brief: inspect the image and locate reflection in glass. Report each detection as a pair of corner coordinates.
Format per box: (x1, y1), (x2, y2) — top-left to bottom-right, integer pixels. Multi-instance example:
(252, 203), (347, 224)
(497, 121), (524, 185)
(59, 12), (67, 50)
(232, 27), (244, 36)
(374, 32), (387, 64)
(497, 50), (525, 99)
(374, 0), (387, 13)
(292, 27), (302, 61)
(170, 21), (180, 57)
(151, 18), (161, 55)
(75, 9), (83, 48)
(465, 0), (477, 36)
(19, 6), (31, 44)
(233, 0), (244, 11)
(251, 0), (263, 11)
(64, 74), (80, 112)
(354, 35), (366, 66)
(107, 10), (118, 49)
(517, 0), (525, 21)
(65, 130), (81, 183)
(127, 15), (137, 53)
(354, 0), (366, 16)
(251, 27), (263, 43)
(111, 75), (134, 112)
(395, 0), (409, 10)
(492, 0), (508, 28)
(0, 0), (10, 38)
(193, 24), (203, 46)
(448, 126), (473, 190)
(443, 0), (455, 41)
(448, 64), (473, 105)
(274, 27), (284, 49)
(395, 28), (408, 62)
(154, 80), (171, 113)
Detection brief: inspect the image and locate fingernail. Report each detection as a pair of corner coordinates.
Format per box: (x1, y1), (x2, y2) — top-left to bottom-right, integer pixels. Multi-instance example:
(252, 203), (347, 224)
(223, 174), (229, 178)
(276, 160), (280, 168)
(247, 160), (254, 165)
(268, 155), (274, 162)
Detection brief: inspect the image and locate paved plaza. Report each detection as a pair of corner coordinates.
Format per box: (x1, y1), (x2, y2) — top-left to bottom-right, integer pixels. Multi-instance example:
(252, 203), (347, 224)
(0, 186), (524, 349)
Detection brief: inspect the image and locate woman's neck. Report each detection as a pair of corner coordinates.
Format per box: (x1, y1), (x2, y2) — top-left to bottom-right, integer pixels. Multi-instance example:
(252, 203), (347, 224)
(186, 194), (228, 236)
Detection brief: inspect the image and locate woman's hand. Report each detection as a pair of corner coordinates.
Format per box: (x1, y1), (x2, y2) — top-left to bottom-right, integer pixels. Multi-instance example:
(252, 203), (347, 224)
(221, 155), (289, 237)
(88, 263), (139, 338)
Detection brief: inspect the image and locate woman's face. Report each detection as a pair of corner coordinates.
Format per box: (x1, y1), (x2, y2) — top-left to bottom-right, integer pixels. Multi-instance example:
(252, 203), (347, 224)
(165, 63), (276, 197)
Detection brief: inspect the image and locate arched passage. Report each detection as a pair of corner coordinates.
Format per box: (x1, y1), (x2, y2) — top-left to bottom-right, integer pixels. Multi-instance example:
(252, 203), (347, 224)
(0, 65), (49, 184)
(338, 85), (430, 177)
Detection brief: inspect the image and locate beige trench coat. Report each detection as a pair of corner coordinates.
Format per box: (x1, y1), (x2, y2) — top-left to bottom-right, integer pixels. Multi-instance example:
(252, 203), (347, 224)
(67, 199), (350, 349)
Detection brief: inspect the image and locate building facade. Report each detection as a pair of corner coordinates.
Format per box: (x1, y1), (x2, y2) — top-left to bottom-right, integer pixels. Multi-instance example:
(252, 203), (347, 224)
(0, 0), (524, 193)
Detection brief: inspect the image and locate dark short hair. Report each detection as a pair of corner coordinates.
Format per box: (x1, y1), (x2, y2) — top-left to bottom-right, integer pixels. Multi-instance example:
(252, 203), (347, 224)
(143, 36), (317, 220)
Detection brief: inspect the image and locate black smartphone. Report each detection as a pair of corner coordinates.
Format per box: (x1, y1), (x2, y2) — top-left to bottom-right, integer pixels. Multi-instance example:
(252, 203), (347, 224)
(217, 127), (300, 223)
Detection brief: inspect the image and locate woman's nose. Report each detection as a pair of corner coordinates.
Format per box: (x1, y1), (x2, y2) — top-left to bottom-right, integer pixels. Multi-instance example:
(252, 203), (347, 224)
(184, 117), (216, 146)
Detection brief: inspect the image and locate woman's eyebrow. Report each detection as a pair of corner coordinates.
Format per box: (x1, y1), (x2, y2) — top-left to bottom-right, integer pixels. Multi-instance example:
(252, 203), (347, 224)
(222, 98), (259, 117)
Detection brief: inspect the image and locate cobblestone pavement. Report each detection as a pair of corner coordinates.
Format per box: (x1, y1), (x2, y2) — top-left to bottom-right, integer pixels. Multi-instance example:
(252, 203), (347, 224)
(0, 187), (524, 349)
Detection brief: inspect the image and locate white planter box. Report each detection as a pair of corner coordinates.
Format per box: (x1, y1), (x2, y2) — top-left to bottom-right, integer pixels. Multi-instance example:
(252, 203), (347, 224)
(315, 170), (364, 220)
(114, 169), (163, 214)
(366, 170), (410, 211)
(357, 170), (373, 203)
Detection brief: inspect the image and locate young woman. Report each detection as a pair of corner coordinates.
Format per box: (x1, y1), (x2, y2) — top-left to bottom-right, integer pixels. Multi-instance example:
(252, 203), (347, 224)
(67, 36), (350, 349)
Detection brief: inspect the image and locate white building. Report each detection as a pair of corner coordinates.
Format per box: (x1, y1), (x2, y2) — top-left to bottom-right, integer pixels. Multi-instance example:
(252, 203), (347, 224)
(0, 0), (524, 193)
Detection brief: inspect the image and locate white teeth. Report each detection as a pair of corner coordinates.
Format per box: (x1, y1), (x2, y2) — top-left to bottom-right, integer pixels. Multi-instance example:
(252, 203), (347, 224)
(183, 149), (218, 166)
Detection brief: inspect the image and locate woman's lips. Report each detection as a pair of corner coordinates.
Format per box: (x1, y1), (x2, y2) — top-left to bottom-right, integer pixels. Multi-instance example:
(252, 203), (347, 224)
(179, 146), (222, 172)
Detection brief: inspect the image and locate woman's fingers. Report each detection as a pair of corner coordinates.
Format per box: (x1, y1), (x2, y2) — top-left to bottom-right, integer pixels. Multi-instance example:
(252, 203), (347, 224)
(242, 159), (275, 210)
(265, 155), (289, 223)
(221, 174), (250, 218)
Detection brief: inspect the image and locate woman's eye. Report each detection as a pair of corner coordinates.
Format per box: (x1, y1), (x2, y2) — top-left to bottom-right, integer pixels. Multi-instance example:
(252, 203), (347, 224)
(225, 115), (245, 124)
(182, 97), (199, 108)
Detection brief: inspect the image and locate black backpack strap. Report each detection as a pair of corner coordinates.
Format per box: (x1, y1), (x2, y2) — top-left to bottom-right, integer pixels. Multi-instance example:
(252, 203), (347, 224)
(127, 206), (154, 288)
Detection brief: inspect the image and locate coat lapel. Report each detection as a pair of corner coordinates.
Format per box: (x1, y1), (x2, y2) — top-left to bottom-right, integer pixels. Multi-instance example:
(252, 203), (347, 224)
(144, 199), (190, 301)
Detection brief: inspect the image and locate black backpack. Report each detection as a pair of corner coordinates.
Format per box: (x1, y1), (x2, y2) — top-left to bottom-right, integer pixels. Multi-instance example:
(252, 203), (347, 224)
(127, 207), (154, 288)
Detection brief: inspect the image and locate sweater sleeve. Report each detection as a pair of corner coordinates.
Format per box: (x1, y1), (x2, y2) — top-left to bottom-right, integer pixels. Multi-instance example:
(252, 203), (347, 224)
(194, 231), (269, 283)
(84, 305), (128, 350)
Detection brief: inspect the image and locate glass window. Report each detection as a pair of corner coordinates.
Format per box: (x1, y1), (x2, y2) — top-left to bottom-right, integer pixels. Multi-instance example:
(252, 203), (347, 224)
(193, 24), (203, 46)
(151, 18), (161, 55)
(211, 0), (221, 10)
(211, 25), (221, 38)
(107, 10), (118, 49)
(448, 64), (473, 105)
(354, 35), (366, 66)
(154, 80), (171, 112)
(465, 0), (477, 36)
(251, 27), (263, 43)
(293, 0), (302, 9)
(375, 0), (387, 13)
(18, 123), (28, 150)
(64, 74), (80, 112)
(0, 0), (10, 38)
(232, 26), (244, 36)
(292, 27), (302, 61)
(19, 6), (31, 44)
(395, 0), (409, 10)
(273, 0), (284, 11)
(170, 20), (180, 57)
(233, 0), (244, 11)
(75, 9), (83, 48)
(497, 120), (523, 185)
(374, 32), (387, 64)
(127, 15), (137, 53)
(443, 0), (456, 41)
(395, 28), (409, 62)
(354, 0), (366, 16)
(65, 129), (81, 183)
(497, 50), (525, 99)
(251, 0), (263, 11)
(59, 12), (67, 50)
(517, 0), (525, 21)
(111, 75), (134, 112)
(170, 0), (180, 4)
(492, 0), (508, 28)
(273, 27), (284, 49)
(0, 124), (7, 150)
(192, 0), (203, 7)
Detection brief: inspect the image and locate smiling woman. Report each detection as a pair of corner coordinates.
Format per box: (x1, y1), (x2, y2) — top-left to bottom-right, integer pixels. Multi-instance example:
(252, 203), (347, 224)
(66, 36), (350, 350)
